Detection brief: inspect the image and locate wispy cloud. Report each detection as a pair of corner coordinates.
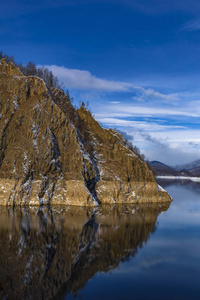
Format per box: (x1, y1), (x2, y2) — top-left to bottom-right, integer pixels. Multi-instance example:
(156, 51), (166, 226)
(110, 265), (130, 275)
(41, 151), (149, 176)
(180, 19), (200, 31)
(37, 63), (200, 165)
(93, 99), (200, 164)
(129, 128), (200, 165)
(102, 105), (199, 118)
(189, 141), (200, 148)
(40, 64), (192, 106)
(95, 116), (186, 131)
(133, 88), (180, 103)
(40, 65), (131, 92)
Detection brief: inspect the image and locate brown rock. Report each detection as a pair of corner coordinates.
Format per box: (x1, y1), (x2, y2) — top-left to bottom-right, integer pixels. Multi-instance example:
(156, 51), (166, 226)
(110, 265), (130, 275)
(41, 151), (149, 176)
(0, 60), (172, 206)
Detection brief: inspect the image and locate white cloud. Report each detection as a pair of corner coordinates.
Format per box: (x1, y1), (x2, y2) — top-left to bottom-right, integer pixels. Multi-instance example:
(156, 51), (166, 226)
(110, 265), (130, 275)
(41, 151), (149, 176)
(180, 19), (200, 31)
(39, 64), (186, 105)
(39, 65), (131, 92)
(102, 105), (199, 118)
(95, 116), (185, 131)
(133, 96), (144, 102)
(37, 63), (200, 165)
(136, 129), (200, 165)
(133, 87), (180, 103)
(94, 103), (200, 165)
(114, 127), (200, 165)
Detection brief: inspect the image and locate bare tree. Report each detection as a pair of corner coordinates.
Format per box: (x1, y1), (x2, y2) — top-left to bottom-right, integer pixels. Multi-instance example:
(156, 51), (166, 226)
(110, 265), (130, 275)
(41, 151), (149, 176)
(26, 61), (37, 76)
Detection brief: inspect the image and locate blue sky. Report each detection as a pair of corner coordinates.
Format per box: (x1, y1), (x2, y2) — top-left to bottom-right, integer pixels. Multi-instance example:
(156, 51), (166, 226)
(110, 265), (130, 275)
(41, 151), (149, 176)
(1, 0), (200, 165)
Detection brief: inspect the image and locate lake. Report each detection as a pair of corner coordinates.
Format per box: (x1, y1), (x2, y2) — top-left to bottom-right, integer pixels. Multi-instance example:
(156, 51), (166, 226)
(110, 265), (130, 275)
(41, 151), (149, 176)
(0, 180), (199, 300)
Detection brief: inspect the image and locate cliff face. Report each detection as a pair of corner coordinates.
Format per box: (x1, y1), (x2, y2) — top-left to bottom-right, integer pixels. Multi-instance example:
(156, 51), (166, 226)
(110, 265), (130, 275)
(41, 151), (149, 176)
(0, 59), (171, 206)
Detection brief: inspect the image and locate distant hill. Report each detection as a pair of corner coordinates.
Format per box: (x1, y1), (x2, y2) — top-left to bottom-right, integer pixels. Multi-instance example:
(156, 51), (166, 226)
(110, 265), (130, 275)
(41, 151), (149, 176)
(188, 166), (200, 176)
(176, 159), (200, 176)
(149, 161), (178, 176)
(149, 161), (194, 177)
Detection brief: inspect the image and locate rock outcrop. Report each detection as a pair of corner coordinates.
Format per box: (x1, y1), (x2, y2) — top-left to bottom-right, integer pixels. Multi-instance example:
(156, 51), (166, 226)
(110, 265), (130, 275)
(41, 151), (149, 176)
(0, 59), (171, 206)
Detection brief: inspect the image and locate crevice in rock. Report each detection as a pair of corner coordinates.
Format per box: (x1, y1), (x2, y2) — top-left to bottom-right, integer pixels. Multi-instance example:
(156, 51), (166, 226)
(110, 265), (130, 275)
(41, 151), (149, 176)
(77, 131), (101, 205)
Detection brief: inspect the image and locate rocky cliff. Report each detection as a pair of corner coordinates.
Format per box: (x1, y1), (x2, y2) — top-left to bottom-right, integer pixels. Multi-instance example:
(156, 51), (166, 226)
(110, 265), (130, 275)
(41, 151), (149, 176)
(0, 59), (171, 206)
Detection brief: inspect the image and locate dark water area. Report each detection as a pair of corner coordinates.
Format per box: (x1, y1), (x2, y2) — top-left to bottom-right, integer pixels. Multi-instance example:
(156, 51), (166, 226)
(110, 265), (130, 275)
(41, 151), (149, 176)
(0, 181), (200, 300)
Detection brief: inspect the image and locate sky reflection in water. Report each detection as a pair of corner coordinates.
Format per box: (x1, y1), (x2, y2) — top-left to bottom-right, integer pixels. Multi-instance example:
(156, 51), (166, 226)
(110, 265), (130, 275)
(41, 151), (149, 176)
(0, 181), (199, 300)
(65, 181), (200, 300)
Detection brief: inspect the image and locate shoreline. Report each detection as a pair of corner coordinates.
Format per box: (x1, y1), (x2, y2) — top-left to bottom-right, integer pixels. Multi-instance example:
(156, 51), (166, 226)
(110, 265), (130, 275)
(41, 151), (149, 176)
(156, 176), (200, 182)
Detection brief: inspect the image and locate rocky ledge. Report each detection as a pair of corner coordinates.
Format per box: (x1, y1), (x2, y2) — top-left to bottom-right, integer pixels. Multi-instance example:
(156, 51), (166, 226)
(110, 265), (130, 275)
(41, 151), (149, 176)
(0, 59), (171, 206)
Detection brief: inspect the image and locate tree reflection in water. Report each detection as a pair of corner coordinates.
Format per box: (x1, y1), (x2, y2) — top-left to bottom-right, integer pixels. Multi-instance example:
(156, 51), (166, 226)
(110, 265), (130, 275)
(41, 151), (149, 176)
(0, 202), (171, 300)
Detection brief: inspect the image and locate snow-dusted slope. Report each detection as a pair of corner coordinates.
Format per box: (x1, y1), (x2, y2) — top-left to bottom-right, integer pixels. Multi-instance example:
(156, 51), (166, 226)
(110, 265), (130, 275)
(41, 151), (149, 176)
(0, 59), (171, 206)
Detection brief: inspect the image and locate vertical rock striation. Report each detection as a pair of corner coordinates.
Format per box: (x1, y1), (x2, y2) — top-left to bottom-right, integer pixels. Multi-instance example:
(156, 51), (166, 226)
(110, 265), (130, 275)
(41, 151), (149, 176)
(0, 59), (171, 206)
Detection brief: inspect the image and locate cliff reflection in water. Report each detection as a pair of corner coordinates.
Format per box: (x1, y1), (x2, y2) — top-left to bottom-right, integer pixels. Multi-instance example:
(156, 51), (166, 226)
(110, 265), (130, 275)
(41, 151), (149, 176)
(0, 202), (170, 300)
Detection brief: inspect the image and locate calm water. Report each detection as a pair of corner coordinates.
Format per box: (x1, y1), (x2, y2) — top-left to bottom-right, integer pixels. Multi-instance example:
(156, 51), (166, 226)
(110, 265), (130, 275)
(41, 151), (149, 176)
(0, 181), (199, 300)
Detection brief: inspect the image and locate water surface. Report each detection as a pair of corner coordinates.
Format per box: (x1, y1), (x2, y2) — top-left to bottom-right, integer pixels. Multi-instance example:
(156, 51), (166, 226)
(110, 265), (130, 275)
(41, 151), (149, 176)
(0, 181), (199, 300)
(64, 180), (200, 300)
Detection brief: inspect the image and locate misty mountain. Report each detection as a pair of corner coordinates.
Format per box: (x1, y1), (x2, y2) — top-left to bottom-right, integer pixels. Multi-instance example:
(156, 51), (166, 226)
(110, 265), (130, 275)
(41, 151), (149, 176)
(149, 161), (195, 177)
(176, 159), (200, 176)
